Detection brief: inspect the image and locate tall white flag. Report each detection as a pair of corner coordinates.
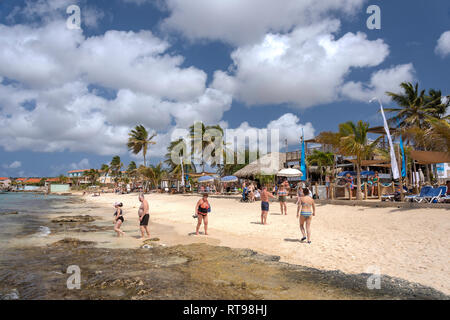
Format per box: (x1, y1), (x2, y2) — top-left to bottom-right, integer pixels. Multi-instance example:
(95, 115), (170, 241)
(380, 105), (400, 179)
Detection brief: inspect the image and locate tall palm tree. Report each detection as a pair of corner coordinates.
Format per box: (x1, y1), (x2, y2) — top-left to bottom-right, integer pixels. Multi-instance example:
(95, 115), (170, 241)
(339, 121), (382, 200)
(100, 163), (109, 184)
(307, 150), (334, 183)
(386, 82), (449, 181)
(189, 122), (225, 172)
(127, 125), (157, 167)
(164, 138), (196, 175)
(110, 156), (123, 185)
(318, 121), (381, 200)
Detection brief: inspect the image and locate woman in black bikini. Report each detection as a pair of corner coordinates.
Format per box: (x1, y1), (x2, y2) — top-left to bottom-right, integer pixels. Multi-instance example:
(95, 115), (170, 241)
(195, 194), (210, 235)
(113, 202), (125, 237)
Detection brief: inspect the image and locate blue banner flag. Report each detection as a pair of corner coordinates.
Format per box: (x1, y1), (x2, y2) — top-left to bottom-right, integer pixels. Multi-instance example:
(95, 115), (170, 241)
(300, 129), (307, 181)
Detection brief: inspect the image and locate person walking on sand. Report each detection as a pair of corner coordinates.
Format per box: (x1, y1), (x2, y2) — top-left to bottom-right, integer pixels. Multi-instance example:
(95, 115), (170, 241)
(113, 202), (125, 237)
(138, 194), (150, 239)
(195, 193), (211, 235)
(260, 186), (275, 225)
(298, 188), (315, 244)
(278, 184), (288, 215)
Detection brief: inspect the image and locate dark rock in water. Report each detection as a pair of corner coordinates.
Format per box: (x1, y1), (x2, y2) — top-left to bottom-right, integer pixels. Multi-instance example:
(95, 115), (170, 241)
(0, 211), (18, 215)
(51, 215), (96, 223)
(50, 238), (96, 248)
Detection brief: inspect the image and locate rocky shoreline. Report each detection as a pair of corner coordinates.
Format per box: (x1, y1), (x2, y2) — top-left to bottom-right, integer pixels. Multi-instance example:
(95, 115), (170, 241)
(0, 237), (448, 300)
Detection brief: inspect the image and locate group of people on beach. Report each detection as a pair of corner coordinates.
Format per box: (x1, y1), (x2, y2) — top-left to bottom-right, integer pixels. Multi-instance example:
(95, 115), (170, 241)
(112, 181), (316, 244)
(112, 194), (150, 239)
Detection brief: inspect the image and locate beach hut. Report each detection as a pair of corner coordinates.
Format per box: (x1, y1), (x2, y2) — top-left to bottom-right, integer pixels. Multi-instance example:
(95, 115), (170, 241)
(234, 152), (286, 178)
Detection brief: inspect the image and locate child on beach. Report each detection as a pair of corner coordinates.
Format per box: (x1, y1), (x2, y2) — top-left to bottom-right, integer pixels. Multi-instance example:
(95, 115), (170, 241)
(260, 186), (275, 225)
(298, 188), (315, 244)
(113, 202), (125, 237)
(195, 194), (211, 235)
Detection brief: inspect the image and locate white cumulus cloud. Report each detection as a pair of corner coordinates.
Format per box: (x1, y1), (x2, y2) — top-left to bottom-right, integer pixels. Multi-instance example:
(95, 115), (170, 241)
(435, 31), (450, 57)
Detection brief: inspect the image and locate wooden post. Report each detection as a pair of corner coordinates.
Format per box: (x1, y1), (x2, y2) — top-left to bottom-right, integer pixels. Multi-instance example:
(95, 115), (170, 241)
(315, 182), (319, 199)
(331, 183), (335, 200)
(364, 182), (367, 200)
(349, 183), (352, 200)
(378, 182), (381, 200)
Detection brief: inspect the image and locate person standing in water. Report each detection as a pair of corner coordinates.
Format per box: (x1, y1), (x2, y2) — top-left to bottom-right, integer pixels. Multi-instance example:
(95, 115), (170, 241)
(298, 188), (315, 244)
(260, 186), (275, 225)
(113, 202), (125, 237)
(138, 194), (150, 239)
(195, 194), (210, 235)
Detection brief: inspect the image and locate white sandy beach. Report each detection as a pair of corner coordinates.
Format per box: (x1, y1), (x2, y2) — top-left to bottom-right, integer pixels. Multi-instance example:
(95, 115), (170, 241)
(70, 193), (450, 294)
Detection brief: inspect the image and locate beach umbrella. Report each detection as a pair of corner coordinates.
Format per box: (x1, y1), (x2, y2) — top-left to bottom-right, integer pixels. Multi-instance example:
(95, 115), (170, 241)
(220, 175), (238, 183)
(277, 168), (303, 177)
(197, 175), (215, 183)
(337, 171), (357, 177)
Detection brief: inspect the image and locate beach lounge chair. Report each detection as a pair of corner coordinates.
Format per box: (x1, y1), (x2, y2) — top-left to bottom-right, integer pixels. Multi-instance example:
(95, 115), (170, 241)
(405, 186), (432, 203)
(427, 186), (447, 203)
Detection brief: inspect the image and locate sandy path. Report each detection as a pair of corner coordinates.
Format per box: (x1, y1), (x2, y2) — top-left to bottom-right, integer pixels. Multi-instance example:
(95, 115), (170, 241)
(84, 193), (450, 294)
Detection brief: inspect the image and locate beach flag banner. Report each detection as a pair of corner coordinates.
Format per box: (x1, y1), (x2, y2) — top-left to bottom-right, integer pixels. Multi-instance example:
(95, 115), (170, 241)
(300, 129), (307, 181)
(396, 119), (407, 178)
(380, 105), (400, 180)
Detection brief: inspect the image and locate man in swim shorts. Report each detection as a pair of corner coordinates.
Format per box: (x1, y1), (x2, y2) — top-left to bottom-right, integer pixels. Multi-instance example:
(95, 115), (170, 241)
(138, 194), (150, 239)
(260, 186), (275, 225)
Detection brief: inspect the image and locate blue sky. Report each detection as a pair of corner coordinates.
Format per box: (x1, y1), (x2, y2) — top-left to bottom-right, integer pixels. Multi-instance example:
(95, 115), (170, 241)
(0, 0), (449, 177)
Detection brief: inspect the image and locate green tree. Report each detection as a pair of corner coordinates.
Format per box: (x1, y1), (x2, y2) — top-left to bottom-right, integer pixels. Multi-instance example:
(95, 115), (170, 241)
(127, 125), (157, 167)
(110, 156), (123, 185)
(83, 169), (100, 186)
(100, 163), (109, 184)
(189, 122), (225, 172)
(307, 150), (334, 183)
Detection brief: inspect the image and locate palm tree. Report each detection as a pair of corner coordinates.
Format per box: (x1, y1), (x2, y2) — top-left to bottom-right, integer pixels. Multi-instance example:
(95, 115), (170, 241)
(100, 163), (109, 184)
(110, 156), (123, 185)
(189, 122), (225, 172)
(127, 125), (157, 167)
(127, 161), (138, 188)
(307, 150), (334, 183)
(83, 169), (100, 186)
(318, 121), (381, 200)
(138, 163), (167, 191)
(164, 138), (196, 176)
(339, 121), (382, 200)
(386, 82), (449, 181)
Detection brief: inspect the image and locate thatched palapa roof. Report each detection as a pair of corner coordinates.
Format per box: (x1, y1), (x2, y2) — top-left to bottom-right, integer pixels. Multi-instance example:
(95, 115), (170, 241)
(234, 152), (286, 178)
